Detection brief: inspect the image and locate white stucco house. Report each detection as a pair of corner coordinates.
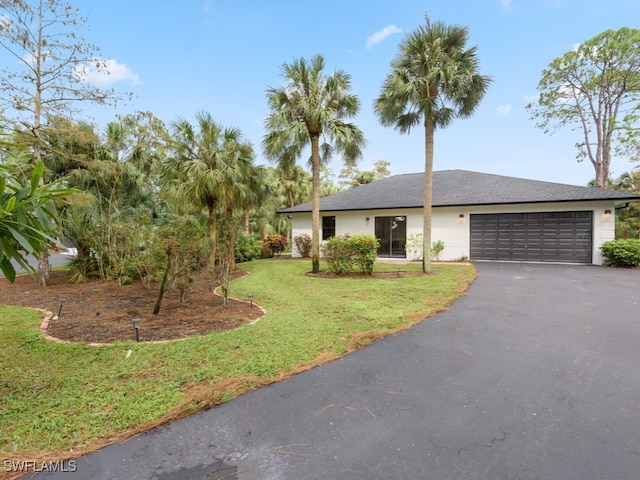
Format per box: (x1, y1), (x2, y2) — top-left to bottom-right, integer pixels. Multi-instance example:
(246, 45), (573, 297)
(280, 170), (640, 265)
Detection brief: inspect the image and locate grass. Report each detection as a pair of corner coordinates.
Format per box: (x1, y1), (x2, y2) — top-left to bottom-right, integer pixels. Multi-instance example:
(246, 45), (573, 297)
(0, 259), (476, 467)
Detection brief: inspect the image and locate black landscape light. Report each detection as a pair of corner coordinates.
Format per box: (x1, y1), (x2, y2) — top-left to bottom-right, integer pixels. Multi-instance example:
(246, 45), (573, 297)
(131, 318), (141, 342)
(207, 279), (213, 292)
(248, 294), (253, 308)
(57, 298), (66, 318)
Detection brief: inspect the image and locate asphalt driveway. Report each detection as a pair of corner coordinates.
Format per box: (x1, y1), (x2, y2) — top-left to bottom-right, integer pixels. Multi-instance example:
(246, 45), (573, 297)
(34, 262), (640, 480)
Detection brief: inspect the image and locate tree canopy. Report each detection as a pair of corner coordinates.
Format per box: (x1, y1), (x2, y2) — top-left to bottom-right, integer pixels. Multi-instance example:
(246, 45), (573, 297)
(527, 27), (640, 189)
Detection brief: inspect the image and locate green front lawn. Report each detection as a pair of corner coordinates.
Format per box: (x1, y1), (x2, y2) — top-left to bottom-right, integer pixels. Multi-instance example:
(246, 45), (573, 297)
(0, 259), (475, 464)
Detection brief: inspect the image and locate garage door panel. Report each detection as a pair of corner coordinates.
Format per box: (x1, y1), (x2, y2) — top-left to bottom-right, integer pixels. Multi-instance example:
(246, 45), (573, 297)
(470, 211), (593, 263)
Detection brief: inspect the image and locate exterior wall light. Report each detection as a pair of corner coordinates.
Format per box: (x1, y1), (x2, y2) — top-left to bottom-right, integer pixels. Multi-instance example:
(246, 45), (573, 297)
(458, 214), (465, 224)
(603, 209), (612, 220)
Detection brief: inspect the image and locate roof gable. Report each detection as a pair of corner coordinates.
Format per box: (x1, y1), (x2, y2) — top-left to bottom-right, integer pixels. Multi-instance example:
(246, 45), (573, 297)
(280, 170), (640, 213)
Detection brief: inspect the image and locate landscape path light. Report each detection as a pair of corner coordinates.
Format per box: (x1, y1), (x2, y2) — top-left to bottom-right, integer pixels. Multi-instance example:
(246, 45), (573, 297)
(248, 294), (253, 308)
(57, 298), (66, 318)
(131, 318), (141, 342)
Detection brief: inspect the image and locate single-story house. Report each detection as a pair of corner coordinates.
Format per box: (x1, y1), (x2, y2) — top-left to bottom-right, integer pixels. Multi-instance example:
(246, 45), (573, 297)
(280, 169), (640, 265)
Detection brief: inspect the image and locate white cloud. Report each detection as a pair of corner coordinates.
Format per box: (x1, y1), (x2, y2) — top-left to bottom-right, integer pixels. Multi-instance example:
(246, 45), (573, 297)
(365, 25), (402, 50)
(497, 104), (512, 115)
(75, 58), (141, 86)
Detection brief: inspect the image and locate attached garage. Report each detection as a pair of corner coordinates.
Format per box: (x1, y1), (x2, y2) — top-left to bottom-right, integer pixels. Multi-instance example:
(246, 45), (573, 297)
(470, 211), (593, 263)
(281, 170), (640, 265)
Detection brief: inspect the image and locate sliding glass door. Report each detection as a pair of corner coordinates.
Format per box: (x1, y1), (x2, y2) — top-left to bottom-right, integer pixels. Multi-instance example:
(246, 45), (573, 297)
(375, 216), (407, 258)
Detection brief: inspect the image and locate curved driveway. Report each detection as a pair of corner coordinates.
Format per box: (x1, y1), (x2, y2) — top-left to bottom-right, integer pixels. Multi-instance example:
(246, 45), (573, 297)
(37, 262), (640, 480)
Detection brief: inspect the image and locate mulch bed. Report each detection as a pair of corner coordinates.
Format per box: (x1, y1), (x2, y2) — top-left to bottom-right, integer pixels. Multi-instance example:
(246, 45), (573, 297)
(0, 270), (262, 344)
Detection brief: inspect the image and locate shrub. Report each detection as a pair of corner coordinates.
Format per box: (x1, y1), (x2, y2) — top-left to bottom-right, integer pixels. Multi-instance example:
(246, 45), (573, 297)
(235, 233), (262, 263)
(322, 236), (353, 274)
(262, 234), (289, 258)
(348, 234), (379, 274)
(293, 233), (312, 258)
(600, 239), (640, 267)
(406, 233), (423, 261)
(431, 240), (445, 261)
(322, 234), (379, 275)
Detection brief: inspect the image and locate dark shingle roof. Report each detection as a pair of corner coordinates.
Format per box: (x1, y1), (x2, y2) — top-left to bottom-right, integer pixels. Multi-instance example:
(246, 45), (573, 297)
(280, 170), (640, 213)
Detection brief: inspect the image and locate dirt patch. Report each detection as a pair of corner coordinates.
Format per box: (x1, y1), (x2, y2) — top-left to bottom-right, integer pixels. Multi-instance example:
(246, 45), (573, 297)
(0, 270), (262, 344)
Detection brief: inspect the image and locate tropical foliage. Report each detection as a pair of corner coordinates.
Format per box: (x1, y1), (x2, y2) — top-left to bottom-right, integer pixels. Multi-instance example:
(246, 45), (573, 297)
(0, 161), (73, 281)
(374, 15), (491, 273)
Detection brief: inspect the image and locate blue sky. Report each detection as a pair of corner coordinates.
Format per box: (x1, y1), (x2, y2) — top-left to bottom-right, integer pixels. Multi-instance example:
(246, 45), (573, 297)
(67, 1), (640, 185)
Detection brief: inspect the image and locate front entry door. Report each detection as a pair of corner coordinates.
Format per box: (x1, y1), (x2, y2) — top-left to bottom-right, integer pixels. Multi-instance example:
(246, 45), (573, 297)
(375, 216), (407, 258)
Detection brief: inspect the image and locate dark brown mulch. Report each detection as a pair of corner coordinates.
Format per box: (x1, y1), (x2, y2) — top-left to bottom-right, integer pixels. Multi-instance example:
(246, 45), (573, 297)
(307, 270), (427, 279)
(0, 270), (262, 344)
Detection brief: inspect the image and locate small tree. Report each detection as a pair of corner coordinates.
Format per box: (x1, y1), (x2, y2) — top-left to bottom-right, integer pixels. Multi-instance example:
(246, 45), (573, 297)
(153, 219), (206, 314)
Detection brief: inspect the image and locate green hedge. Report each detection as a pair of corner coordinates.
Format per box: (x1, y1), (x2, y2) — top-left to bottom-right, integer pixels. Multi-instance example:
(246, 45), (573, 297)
(600, 239), (640, 267)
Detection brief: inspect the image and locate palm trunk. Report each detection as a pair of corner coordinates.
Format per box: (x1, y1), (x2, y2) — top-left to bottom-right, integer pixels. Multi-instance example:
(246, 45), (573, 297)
(207, 202), (217, 267)
(422, 119), (435, 274)
(310, 135), (321, 273)
(227, 207), (237, 271)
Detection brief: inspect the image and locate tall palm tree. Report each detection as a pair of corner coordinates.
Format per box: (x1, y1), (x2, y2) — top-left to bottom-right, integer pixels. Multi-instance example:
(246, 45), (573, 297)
(163, 112), (256, 267)
(374, 15), (491, 273)
(263, 54), (366, 273)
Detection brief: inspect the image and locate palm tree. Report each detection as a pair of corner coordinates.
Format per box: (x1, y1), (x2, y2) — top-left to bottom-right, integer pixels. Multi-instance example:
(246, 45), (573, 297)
(263, 54), (366, 273)
(374, 15), (491, 273)
(163, 112), (256, 267)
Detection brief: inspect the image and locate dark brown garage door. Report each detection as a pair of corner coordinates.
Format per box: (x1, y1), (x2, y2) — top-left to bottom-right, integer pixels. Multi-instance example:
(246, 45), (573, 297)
(470, 211), (593, 263)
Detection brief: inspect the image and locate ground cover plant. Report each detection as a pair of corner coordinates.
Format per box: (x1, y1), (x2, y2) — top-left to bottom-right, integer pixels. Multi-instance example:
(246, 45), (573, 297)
(0, 259), (476, 473)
